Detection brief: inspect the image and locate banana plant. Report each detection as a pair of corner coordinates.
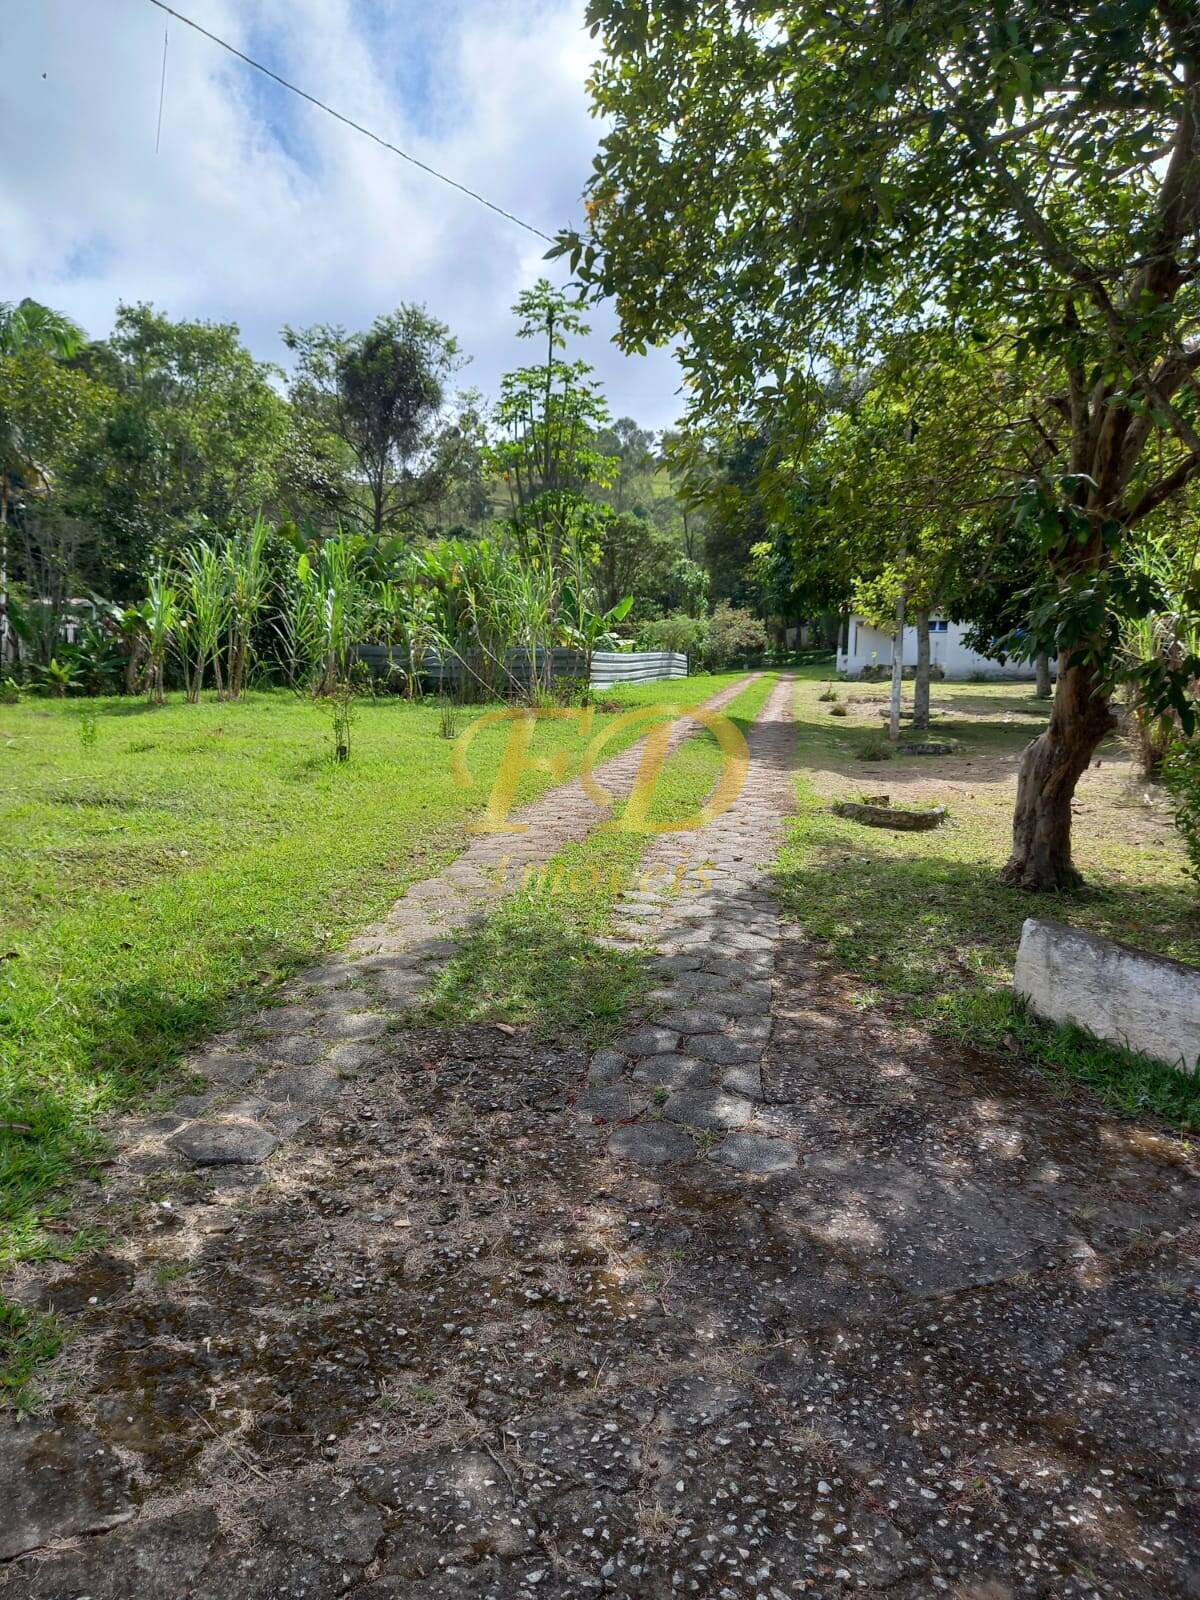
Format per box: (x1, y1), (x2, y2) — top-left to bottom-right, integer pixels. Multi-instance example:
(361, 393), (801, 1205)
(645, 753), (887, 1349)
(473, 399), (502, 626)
(559, 584), (633, 684)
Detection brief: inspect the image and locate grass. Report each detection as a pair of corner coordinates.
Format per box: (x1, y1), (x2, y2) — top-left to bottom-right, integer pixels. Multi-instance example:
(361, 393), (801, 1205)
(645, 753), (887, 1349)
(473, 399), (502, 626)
(776, 674), (1200, 1130)
(0, 673), (749, 1263)
(421, 673), (778, 1044)
(0, 1296), (63, 1414)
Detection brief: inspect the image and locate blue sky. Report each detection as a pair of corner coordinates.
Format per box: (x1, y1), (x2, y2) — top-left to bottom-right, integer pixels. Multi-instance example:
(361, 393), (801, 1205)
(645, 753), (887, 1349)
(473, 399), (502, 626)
(0, 0), (684, 429)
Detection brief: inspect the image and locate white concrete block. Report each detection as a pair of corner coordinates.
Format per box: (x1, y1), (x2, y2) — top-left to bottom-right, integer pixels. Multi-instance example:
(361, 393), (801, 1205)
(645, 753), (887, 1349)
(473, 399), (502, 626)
(1013, 917), (1200, 1074)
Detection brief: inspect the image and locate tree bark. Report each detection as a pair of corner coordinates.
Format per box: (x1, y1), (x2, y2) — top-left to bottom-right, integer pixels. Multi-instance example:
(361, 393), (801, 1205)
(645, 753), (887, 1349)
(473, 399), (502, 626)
(1034, 652), (1052, 699)
(888, 588), (906, 741)
(912, 608), (931, 730)
(1000, 659), (1116, 890)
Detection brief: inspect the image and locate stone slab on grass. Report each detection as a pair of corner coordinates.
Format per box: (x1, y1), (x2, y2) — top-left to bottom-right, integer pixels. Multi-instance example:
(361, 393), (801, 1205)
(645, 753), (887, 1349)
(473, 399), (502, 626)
(0, 1425), (133, 1560)
(169, 1120), (279, 1166)
(1014, 916), (1200, 1074)
(712, 1131), (798, 1174)
(607, 1122), (696, 1165)
(662, 1088), (755, 1131)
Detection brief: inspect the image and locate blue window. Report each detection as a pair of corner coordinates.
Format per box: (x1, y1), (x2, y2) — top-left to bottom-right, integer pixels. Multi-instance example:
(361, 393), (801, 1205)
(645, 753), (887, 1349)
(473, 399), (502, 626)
(929, 619), (949, 633)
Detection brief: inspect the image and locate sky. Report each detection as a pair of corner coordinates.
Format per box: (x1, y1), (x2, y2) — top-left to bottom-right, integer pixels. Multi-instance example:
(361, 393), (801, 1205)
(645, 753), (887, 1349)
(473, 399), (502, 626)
(0, 0), (684, 429)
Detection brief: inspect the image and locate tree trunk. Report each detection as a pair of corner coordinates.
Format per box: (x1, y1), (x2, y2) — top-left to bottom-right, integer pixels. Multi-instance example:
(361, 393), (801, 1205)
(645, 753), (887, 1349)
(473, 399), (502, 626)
(126, 634), (147, 695)
(1001, 659), (1116, 890)
(888, 588), (906, 741)
(1034, 652), (1052, 699)
(912, 609), (931, 730)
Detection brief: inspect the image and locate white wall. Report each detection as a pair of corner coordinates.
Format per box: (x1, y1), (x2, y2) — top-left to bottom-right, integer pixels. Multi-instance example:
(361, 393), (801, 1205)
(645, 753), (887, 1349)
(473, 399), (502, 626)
(836, 615), (1042, 681)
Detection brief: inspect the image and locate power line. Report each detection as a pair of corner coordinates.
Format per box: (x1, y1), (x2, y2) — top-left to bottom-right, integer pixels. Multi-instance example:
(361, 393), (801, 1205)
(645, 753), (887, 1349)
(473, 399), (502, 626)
(142, 0), (557, 244)
(154, 19), (168, 153)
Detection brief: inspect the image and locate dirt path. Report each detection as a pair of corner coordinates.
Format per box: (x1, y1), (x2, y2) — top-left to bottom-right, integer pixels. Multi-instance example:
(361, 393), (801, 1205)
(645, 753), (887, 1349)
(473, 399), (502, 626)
(3, 676), (1199, 1599)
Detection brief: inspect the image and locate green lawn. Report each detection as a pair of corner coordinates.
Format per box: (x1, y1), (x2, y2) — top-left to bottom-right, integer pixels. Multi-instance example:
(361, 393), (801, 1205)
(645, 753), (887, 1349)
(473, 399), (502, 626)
(776, 673), (1200, 1129)
(0, 674), (749, 1262)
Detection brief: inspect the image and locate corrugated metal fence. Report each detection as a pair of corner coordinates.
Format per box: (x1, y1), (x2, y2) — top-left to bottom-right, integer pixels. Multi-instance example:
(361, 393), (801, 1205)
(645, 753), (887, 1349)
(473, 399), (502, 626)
(356, 646), (687, 690)
(589, 651), (687, 687)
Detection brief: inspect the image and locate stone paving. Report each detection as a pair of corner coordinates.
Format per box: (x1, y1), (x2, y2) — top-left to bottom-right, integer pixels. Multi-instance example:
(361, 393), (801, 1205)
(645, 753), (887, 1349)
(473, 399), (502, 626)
(3, 675), (1200, 1599)
(106, 672), (760, 1181)
(577, 674), (797, 1173)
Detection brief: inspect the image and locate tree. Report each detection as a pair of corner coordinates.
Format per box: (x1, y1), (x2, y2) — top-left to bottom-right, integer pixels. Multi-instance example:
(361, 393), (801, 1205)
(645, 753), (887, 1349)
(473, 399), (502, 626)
(694, 429), (773, 610)
(0, 299), (84, 360)
(563, 0), (1200, 890)
(75, 304), (287, 592)
(0, 300), (87, 663)
(0, 349), (111, 664)
(486, 280), (615, 558)
(657, 430), (711, 563)
(594, 416), (657, 514)
(595, 509), (677, 614)
(284, 306), (463, 540)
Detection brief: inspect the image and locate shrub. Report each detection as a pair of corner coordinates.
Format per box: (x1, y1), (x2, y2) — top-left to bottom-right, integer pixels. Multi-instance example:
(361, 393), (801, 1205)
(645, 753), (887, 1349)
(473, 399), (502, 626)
(0, 676), (19, 704)
(829, 702), (849, 717)
(703, 602), (768, 669)
(637, 613), (709, 659)
(1164, 738), (1200, 883)
(818, 685), (839, 702)
(857, 735), (894, 761)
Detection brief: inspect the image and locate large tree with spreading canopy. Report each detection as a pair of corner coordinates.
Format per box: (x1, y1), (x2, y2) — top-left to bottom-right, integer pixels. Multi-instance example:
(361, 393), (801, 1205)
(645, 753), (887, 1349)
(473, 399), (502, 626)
(559, 0), (1200, 889)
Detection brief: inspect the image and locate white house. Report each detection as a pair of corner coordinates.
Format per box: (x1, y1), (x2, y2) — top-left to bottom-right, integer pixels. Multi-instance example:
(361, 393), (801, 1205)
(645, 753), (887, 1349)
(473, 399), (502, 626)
(837, 614), (1044, 681)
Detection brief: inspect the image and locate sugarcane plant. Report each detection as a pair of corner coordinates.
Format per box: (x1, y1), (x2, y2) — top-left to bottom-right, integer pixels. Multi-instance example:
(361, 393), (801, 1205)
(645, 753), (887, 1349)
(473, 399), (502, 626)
(177, 538), (230, 702)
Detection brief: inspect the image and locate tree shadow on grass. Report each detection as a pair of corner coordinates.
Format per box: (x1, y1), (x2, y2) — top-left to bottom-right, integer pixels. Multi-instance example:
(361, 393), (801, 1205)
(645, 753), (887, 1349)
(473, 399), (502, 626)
(773, 826), (1200, 1129)
(0, 950), (315, 1258)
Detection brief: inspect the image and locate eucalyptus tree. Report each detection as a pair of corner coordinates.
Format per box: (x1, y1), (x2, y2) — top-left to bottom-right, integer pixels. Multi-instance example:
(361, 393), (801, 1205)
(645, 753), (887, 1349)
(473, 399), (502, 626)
(562, 0), (1200, 889)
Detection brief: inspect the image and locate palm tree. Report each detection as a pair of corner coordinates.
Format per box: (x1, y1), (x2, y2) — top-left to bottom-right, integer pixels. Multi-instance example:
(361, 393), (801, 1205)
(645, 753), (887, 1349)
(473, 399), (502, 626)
(0, 299), (85, 360)
(0, 300), (86, 664)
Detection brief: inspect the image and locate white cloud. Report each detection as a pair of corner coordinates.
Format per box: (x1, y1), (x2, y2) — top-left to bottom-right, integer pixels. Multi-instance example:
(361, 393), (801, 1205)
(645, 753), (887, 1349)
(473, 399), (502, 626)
(0, 0), (683, 427)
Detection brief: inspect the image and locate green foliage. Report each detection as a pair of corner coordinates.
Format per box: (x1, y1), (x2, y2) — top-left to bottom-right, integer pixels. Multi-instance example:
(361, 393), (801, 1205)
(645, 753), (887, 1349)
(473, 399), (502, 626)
(485, 280), (616, 558)
(26, 656), (82, 698)
(66, 623), (126, 697)
(177, 538), (230, 702)
(1164, 738), (1200, 884)
(637, 612), (708, 659)
(704, 602), (768, 668)
(70, 305), (287, 593)
(0, 300), (84, 360)
(595, 510), (676, 616)
(283, 306), (464, 539)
